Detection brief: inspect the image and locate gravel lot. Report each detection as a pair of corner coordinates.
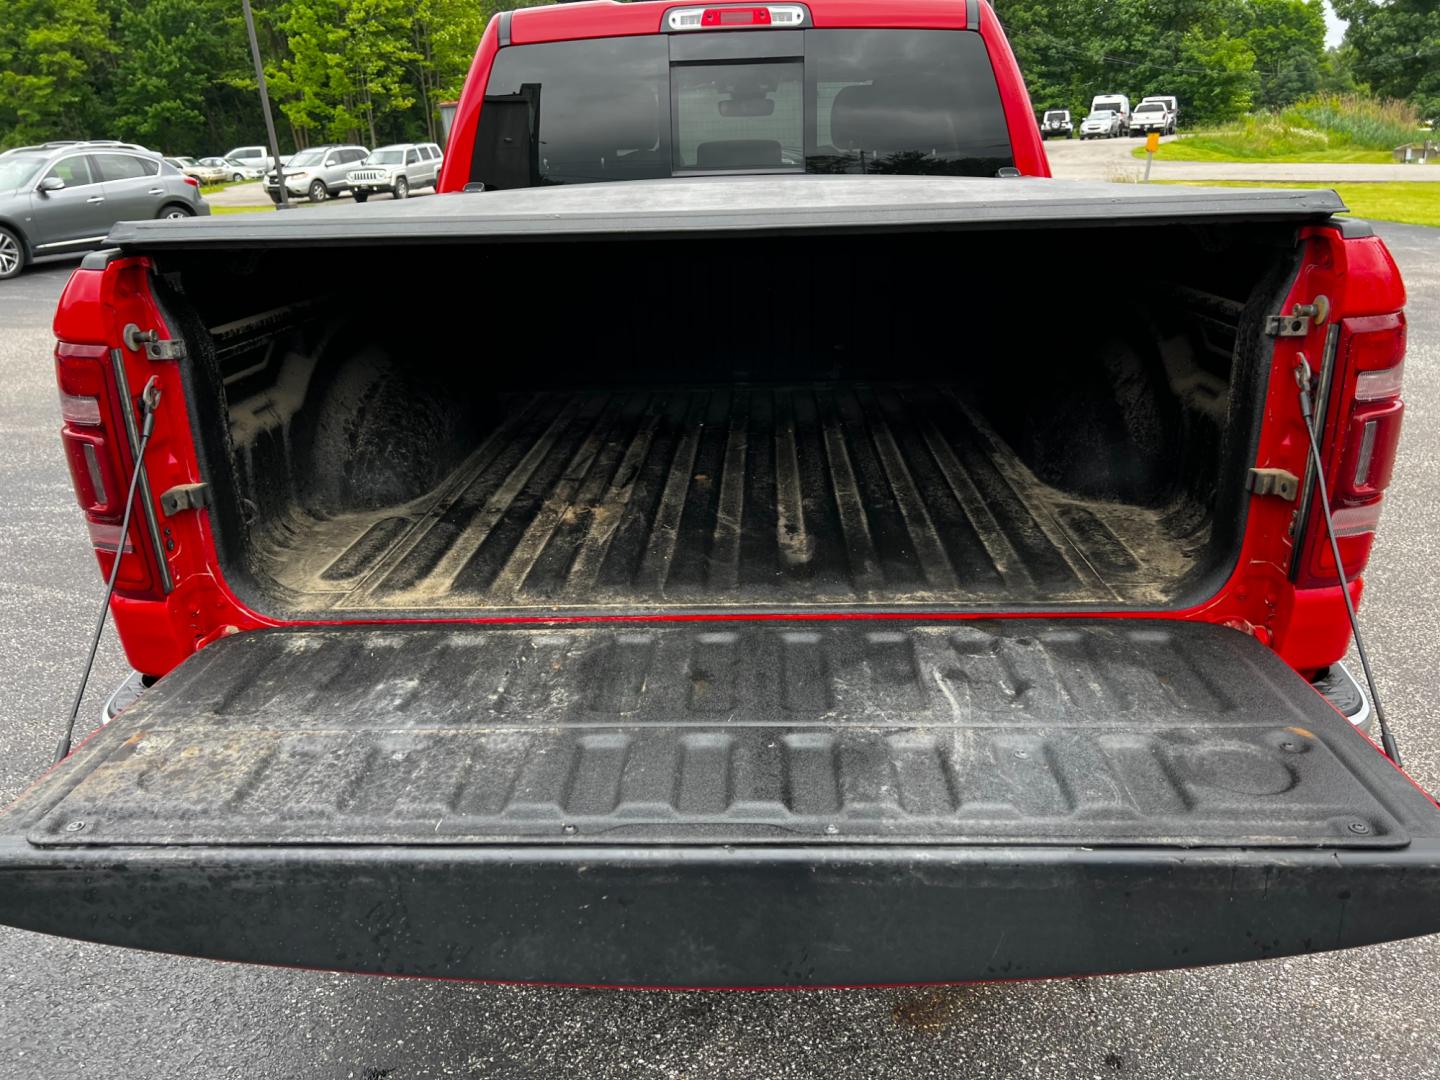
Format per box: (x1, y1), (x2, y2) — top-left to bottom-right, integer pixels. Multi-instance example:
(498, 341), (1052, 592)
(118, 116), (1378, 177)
(1, 222), (1438, 1079)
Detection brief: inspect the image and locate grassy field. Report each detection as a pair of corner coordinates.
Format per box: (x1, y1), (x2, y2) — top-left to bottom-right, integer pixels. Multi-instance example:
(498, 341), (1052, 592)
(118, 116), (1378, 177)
(1140, 139), (1403, 164)
(1135, 95), (1430, 165)
(1157, 180), (1440, 228)
(198, 180), (257, 196)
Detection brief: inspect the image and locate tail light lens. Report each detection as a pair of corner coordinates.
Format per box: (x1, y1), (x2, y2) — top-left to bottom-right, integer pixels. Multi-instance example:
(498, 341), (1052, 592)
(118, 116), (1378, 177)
(183, 176), (200, 189)
(1296, 313), (1406, 587)
(55, 342), (161, 596)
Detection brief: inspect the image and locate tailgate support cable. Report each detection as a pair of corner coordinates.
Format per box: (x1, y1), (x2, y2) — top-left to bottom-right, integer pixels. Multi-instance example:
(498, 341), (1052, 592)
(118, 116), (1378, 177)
(1296, 359), (1402, 766)
(55, 376), (162, 764)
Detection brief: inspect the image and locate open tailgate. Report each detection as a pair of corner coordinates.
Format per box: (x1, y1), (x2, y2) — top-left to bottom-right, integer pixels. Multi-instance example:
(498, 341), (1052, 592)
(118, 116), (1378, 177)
(2, 619), (1437, 987)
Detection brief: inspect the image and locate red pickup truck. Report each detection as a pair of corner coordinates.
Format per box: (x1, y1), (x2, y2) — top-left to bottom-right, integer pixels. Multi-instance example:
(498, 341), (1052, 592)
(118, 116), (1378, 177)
(2, 0), (1433, 989)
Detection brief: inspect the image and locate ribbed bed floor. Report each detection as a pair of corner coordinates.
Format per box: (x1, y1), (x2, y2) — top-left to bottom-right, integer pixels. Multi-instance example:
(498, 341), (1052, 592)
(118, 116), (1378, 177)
(256, 383), (1207, 612)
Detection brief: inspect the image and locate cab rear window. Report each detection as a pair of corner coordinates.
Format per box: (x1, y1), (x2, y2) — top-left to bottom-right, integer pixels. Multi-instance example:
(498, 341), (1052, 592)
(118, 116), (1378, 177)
(470, 29), (1013, 188)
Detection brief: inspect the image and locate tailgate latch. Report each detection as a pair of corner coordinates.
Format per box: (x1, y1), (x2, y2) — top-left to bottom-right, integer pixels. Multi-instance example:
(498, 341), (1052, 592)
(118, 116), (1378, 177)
(1246, 468), (1299, 501)
(122, 323), (188, 361)
(160, 483), (209, 517)
(1265, 297), (1329, 338)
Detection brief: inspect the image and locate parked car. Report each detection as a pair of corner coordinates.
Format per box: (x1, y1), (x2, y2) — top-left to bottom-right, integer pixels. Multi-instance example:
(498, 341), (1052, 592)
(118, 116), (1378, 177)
(1079, 109), (1122, 139)
(198, 156), (258, 182)
(1039, 109), (1073, 139)
(1130, 99), (1175, 136)
(223, 145), (288, 173)
(165, 156), (229, 185)
(8, 0), (1430, 996)
(264, 144), (369, 203)
(346, 143), (444, 202)
(0, 141), (208, 278)
(1089, 93), (1132, 135)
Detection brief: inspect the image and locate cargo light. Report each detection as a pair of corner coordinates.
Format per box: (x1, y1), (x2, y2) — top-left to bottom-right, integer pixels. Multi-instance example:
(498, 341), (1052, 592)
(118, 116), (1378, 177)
(666, 5), (806, 30)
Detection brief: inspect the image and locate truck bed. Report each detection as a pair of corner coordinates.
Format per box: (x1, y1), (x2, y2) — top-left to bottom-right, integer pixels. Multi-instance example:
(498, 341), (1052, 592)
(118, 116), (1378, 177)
(144, 179), (1298, 620)
(263, 381), (1202, 612)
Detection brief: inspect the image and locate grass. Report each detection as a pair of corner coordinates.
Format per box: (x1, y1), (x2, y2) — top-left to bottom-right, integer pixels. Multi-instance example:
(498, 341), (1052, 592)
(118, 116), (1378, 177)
(1156, 180), (1440, 228)
(210, 204), (274, 215)
(199, 179), (257, 195)
(1134, 95), (1430, 164)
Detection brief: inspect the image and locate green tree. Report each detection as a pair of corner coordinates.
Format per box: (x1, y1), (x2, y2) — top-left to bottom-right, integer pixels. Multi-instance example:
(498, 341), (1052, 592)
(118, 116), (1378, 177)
(0, 0), (111, 147)
(106, 0), (252, 153)
(1332, 0), (1440, 122)
(409, 0), (496, 141)
(345, 0), (420, 146)
(993, 0), (1260, 125)
(1243, 0), (1327, 108)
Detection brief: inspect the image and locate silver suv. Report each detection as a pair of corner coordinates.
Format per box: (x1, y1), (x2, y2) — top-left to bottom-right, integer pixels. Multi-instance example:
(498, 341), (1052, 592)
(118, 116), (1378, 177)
(0, 141), (209, 280)
(264, 144), (369, 203)
(345, 143), (444, 202)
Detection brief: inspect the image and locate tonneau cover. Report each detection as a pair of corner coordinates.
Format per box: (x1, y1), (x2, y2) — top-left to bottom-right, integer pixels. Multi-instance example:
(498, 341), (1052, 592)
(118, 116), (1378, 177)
(104, 176), (1349, 249)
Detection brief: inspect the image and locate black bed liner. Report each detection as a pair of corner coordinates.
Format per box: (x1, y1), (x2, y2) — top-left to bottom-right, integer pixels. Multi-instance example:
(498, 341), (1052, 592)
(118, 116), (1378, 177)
(2, 619), (1438, 984)
(10, 620), (1416, 847)
(258, 383), (1205, 613)
(103, 175), (1349, 250)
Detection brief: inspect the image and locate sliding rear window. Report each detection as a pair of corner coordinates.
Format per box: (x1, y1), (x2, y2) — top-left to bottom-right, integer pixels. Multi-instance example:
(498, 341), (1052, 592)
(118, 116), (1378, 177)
(470, 29), (1013, 188)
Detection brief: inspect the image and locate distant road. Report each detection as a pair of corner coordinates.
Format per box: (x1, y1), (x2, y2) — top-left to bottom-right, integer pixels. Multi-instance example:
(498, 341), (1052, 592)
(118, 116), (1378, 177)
(1046, 134), (1440, 182)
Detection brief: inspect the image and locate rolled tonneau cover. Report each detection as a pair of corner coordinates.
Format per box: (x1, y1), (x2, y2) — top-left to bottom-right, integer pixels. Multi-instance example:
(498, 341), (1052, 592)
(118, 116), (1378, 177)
(102, 175), (1351, 250)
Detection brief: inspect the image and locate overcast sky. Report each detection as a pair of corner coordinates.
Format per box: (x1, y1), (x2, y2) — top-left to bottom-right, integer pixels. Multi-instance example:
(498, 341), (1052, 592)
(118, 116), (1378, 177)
(1325, 1), (1346, 48)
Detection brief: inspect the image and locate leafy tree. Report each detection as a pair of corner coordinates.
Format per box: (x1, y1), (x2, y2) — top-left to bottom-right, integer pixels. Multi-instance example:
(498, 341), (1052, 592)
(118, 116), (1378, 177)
(344, 0), (420, 146)
(1332, 0), (1440, 123)
(409, 0), (496, 141)
(1243, 0), (1327, 108)
(0, 0), (111, 147)
(266, 0), (361, 145)
(106, 0), (252, 153)
(1261, 46), (1323, 109)
(993, 0), (1260, 124)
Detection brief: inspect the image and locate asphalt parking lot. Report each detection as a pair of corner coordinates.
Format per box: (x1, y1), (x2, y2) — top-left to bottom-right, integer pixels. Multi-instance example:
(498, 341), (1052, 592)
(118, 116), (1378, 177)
(1, 222), (1438, 1079)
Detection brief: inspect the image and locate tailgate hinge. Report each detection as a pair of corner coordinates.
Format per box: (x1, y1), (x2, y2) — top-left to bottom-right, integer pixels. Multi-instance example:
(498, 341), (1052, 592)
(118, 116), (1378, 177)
(160, 482), (209, 517)
(1246, 467), (1299, 501)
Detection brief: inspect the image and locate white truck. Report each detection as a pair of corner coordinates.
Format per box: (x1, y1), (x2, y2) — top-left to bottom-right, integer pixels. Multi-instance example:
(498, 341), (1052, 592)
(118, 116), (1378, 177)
(1130, 99), (1175, 136)
(1138, 95), (1179, 134)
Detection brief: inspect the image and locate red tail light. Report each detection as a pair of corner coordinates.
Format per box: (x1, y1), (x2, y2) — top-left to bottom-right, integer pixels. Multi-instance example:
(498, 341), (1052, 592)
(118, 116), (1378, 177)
(1296, 313), (1406, 587)
(183, 176), (200, 188)
(54, 342), (162, 597)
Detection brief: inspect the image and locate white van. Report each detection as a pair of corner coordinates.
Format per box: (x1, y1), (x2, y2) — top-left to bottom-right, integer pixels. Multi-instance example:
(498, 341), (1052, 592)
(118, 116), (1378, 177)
(1090, 94), (1132, 136)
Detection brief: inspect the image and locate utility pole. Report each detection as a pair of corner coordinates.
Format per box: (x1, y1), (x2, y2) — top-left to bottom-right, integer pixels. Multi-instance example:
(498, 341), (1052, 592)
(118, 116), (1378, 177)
(241, 0), (290, 209)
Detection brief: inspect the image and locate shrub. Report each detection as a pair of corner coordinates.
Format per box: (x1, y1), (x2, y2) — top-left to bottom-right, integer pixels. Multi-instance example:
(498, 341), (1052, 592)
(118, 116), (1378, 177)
(1281, 95), (1424, 149)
